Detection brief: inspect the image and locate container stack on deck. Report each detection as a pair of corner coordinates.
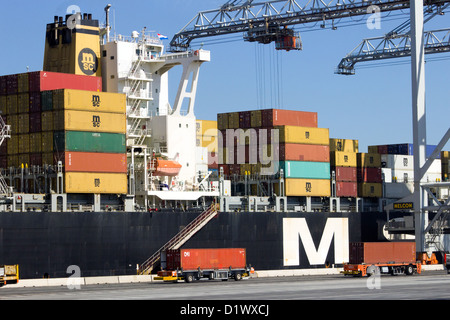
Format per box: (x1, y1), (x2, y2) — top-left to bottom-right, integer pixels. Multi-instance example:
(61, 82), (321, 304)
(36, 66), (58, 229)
(368, 143), (443, 199)
(330, 138), (359, 198)
(218, 108), (331, 197)
(0, 71), (127, 195)
(442, 151), (449, 182)
(356, 152), (382, 198)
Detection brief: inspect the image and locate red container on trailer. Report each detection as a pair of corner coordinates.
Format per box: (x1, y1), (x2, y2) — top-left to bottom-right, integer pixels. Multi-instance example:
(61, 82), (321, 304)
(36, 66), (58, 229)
(166, 248), (247, 271)
(349, 242), (416, 265)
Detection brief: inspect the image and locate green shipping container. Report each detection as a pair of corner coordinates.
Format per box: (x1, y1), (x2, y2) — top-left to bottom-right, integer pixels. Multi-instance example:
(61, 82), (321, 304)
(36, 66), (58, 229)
(54, 131), (126, 154)
(280, 161), (330, 179)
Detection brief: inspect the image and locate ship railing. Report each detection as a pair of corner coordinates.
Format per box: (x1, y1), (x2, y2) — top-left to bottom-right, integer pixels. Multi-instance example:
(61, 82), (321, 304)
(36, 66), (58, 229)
(138, 203), (219, 275)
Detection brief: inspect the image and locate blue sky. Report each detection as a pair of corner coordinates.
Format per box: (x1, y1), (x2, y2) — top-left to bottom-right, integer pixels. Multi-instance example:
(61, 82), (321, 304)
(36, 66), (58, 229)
(0, 0), (449, 152)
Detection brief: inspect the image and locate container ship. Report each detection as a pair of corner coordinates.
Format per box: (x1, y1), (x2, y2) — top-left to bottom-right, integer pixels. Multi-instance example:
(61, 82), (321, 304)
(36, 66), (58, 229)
(0, 7), (449, 279)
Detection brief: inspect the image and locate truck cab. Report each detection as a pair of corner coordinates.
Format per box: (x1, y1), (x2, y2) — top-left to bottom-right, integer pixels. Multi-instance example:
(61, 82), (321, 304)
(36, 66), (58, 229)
(446, 253), (450, 274)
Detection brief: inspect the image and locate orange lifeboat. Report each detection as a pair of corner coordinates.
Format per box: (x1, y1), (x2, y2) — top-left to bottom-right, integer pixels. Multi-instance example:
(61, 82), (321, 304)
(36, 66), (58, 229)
(150, 158), (182, 177)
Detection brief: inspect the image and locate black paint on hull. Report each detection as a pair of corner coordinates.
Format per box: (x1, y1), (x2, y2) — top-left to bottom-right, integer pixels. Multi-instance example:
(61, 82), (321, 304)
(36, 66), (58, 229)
(0, 211), (404, 279)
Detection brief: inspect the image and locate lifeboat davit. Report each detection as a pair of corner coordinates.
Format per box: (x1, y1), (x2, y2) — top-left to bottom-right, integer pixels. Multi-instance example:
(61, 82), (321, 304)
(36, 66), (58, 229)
(151, 158), (182, 177)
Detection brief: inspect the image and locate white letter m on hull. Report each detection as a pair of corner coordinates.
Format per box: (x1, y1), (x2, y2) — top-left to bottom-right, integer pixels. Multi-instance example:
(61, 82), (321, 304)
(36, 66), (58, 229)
(283, 218), (349, 266)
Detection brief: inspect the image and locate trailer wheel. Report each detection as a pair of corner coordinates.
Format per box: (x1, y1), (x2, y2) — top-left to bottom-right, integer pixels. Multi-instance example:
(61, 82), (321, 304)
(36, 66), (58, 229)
(234, 273), (242, 281)
(405, 265), (414, 275)
(185, 274), (194, 283)
(367, 265), (379, 277)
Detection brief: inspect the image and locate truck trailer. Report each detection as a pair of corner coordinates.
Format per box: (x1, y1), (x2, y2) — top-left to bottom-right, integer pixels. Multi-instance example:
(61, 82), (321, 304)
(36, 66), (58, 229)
(0, 265), (19, 286)
(156, 248), (253, 283)
(342, 242), (421, 277)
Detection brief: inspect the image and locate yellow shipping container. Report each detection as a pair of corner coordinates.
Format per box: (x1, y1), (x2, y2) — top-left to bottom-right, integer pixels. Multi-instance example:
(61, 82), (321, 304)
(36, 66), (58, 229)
(30, 133), (42, 153)
(329, 138), (359, 153)
(6, 95), (18, 115)
(42, 152), (54, 166)
(358, 183), (382, 198)
(217, 113), (228, 130)
(7, 134), (18, 155)
(196, 120), (218, 137)
(65, 172), (128, 194)
(41, 132), (54, 152)
(228, 112), (240, 129)
(18, 154), (30, 167)
(368, 146), (378, 154)
(357, 153), (381, 168)
(280, 178), (331, 197)
(0, 95), (7, 116)
(251, 110), (262, 128)
(201, 136), (218, 153)
(6, 115), (18, 136)
(330, 151), (357, 167)
(277, 126), (329, 145)
(55, 110), (126, 133)
(41, 111), (53, 131)
(17, 93), (29, 114)
(240, 163), (252, 176)
(8, 155), (18, 168)
(18, 113), (29, 134)
(54, 89), (126, 114)
(18, 134), (30, 154)
(18, 73), (29, 93)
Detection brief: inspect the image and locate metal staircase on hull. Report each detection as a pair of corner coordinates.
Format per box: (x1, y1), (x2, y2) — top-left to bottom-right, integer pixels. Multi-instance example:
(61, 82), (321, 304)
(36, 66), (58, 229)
(0, 117), (11, 196)
(139, 203), (219, 275)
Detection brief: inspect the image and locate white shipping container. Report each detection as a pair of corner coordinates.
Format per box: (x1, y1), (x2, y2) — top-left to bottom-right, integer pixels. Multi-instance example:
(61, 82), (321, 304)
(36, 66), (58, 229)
(384, 182), (414, 199)
(391, 169), (414, 183)
(382, 168), (392, 183)
(381, 154), (414, 170)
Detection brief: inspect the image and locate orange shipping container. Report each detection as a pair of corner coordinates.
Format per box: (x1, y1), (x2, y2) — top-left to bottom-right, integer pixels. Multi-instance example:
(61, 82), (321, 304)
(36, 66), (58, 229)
(261, 109), (318, 128)
(64, 152), (127, 173)
(349, 242), (416, 265)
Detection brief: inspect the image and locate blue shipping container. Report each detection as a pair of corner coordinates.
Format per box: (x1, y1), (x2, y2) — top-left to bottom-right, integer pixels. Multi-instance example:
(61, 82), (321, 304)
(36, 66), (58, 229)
(280, 161), (330, 179)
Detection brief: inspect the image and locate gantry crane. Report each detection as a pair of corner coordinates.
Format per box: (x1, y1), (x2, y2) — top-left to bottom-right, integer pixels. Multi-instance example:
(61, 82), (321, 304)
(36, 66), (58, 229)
(170, 0), (450, 258)
(169, 0), (450, 52)
(336, 4), (450, 75)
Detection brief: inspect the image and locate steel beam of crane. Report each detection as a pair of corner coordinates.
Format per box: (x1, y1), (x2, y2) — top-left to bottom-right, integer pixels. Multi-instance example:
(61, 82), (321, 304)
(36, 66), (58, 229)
(336, 28), (450, 74)
(169, 0), (450, 51)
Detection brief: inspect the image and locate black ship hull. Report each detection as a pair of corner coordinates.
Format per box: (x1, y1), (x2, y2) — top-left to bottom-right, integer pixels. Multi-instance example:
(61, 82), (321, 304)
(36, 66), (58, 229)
(0, 211), (405, 279)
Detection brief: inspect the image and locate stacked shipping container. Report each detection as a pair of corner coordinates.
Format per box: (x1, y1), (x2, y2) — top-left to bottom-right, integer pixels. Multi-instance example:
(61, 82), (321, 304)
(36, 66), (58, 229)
(357, 153), (382, 198)
(330, 138), (359, 197)
(218, 109), (331, 197)
(0, 71), (127, 195)
(196, 120), (219, 171)
(442, 151), (449, 182)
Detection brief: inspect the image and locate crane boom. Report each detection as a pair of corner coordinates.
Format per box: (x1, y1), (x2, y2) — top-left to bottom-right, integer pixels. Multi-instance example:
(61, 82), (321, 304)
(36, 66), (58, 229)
(169, 0), (450, 51)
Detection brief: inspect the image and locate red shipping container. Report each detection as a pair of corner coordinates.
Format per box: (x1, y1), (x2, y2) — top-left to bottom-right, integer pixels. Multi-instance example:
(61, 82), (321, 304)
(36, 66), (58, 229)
(208, 152), (219, 169)
(335, 182), (357, 197)
(29, 92), (42, 113)
(28, 71), (102, 92)
(6, 74), (18, 95)
(30, 153), (43, 166)
(166, 248), (247, 271)
(261, 109), (318, 128)
(63, 152), (127, 173)
(218, 164), (230, 176)
(357, 167), (382, 183)
(378, 145), (388, 154)
(29, 112), (42, 133)
(229, 164), (240, 175)
(0, 76), (6, 95)
(349, 242), (416, 265)
(332, 166), (357, 182)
